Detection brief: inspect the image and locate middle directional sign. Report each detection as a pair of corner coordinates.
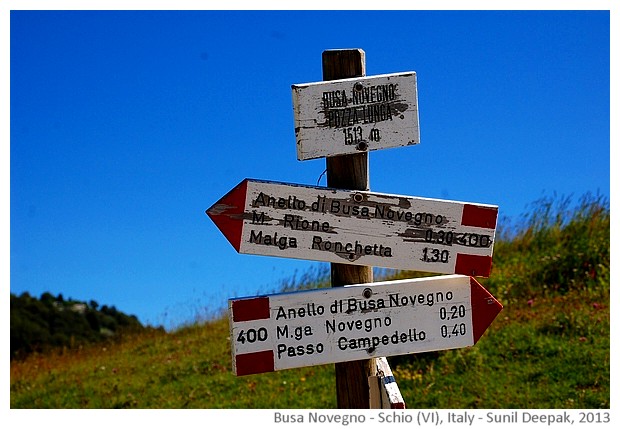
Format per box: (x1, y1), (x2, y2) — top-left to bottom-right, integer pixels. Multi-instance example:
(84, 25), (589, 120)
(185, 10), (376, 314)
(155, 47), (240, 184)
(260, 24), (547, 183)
(207, 179), (498, 277)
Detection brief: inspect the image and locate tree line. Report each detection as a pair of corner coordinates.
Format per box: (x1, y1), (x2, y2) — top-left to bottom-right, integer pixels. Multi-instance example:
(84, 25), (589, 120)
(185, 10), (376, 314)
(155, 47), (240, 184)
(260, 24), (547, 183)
(10, 291), (160, 360)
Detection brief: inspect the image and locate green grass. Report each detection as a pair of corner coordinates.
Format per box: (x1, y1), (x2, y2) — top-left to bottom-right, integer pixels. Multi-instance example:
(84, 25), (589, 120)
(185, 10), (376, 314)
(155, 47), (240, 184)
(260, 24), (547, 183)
(10, 192), (610, 408)
(10, 320), (338, 408)
(389, 289), (609, 408)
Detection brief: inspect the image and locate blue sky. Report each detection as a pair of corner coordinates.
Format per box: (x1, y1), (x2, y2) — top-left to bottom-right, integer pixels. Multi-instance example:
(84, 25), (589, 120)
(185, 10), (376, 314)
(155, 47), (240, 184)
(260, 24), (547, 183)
(7, 8), (611, 330)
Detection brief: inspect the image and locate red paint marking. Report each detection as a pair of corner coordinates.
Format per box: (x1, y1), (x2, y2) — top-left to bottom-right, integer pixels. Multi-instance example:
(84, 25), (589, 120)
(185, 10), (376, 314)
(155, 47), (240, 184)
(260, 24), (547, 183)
(206, 179), (248, 252)
(235, 350), (275, 376)
(232, 296), (270, 322)
(391, 402), (406, 409)
(461, 204), (498, 229)
(470, 277), (503, 344)
(455, 253), (493, 278)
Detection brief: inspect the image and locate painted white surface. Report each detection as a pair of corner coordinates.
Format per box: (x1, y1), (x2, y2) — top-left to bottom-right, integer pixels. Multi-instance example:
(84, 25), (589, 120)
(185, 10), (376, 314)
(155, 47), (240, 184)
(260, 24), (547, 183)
(230, 275), (476, 372)
(238, 179), (497, 273)
(292, 72), (420, 160)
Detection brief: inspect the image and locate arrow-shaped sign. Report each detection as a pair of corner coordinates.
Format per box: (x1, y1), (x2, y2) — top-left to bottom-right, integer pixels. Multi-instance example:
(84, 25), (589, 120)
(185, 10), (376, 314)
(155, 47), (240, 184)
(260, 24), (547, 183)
(207, 179), (498, 277)
(228, 275), (502, 376)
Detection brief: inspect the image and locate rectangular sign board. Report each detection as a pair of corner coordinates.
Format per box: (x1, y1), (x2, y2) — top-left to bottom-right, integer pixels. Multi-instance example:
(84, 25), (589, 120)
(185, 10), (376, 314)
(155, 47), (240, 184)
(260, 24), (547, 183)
(207, 179), (498, 277)
(292, 72), (420, 160)
(229, 275), (502, 376)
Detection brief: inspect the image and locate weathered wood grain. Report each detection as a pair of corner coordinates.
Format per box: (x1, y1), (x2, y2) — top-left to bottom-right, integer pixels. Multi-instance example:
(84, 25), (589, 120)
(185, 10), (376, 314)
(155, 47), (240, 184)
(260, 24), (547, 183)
(206, 179), (499, 277)
(292, 71), (420, 160)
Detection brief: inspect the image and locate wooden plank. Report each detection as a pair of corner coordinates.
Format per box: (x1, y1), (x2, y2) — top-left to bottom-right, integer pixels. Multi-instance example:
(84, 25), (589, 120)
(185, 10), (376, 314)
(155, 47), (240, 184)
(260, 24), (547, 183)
(206, 179), (499, 277)
(292, 71), (420, 160)
(368, 375), (383, 409)
(228, 275), (502, 376)
(370, 357), (406, 409)
(322, 48), (376, 410)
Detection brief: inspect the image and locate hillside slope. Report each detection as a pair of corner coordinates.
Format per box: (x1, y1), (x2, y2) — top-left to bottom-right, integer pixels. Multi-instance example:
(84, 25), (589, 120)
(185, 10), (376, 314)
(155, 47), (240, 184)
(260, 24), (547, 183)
(10, 193), (610, 408)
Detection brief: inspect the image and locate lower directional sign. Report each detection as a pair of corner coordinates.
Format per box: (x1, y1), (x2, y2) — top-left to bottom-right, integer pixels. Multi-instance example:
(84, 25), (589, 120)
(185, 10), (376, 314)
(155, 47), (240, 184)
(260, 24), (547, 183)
(228, 275), (502, 376)
(207, 179), (498, 277)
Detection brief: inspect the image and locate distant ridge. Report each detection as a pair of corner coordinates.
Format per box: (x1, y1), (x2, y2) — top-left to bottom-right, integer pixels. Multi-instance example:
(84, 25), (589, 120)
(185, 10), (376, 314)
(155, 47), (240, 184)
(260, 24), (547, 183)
(10, 292), (162, 360)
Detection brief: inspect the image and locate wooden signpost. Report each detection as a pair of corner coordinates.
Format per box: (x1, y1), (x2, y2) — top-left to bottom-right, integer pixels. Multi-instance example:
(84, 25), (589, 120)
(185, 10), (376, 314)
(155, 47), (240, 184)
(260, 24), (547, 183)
(228, 275), (502, 376)
(292, 71), (420, 160)
(206, 179), (498, 277)
(205, 49), (502, 409)
(322, 49), (376, 409)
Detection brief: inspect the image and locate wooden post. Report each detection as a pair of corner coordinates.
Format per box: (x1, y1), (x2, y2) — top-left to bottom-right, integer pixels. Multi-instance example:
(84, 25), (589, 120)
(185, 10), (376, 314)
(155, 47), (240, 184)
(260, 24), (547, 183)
(322, 49), (376, 409)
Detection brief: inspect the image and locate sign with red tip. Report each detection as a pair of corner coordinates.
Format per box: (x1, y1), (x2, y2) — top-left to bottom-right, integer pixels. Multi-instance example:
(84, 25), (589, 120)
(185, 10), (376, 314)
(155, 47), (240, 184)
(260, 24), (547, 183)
(229, 275), (502, 376)
(206, 179), (498, 277)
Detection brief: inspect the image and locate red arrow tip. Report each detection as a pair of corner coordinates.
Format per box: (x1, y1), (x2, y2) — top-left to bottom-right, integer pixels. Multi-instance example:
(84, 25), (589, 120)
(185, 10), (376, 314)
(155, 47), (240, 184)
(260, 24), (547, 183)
(206, 179), (248, 252)
(470, 277), (503, 344)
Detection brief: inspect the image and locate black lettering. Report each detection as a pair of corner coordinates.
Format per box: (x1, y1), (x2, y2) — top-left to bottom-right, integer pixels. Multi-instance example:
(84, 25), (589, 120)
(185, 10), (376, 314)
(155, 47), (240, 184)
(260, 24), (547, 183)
(252, 210), (265, 225)
(276, 325), (288, 338)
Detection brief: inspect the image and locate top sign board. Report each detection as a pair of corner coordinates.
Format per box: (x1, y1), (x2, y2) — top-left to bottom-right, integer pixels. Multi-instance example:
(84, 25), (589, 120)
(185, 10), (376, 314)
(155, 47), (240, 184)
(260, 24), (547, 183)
(292, 72), (420, 160)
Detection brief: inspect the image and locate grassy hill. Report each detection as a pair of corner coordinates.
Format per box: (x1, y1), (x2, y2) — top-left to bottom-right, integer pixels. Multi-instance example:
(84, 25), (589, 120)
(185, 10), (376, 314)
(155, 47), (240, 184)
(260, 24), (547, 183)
(10, 193), (610, 408)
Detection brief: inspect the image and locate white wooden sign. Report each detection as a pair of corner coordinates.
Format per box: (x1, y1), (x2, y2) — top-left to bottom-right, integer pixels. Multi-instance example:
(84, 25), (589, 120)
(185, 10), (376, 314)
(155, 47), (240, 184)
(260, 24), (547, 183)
(370, 357), (406, 409)
(207, 179), (498, 277)
(292, 72), (420, 160)
(228, 275), (503, 376)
